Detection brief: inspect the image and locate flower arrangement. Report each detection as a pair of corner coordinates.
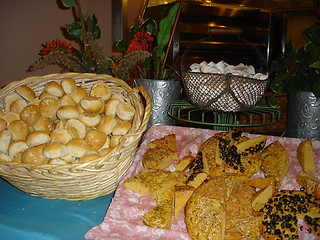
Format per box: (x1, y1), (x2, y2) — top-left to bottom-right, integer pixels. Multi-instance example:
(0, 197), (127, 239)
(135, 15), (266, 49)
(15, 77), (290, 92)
(28, 0), (111, 74)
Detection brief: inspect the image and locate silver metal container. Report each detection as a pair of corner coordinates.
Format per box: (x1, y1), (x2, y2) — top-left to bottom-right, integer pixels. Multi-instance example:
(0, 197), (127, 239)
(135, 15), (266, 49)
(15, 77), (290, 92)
(134, 79), (182, 128)
(287, 91), (320, 139)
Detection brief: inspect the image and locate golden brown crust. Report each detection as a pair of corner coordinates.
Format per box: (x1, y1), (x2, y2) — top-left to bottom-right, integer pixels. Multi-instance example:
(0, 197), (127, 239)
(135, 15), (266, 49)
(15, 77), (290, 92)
(297, 139), (317, 173)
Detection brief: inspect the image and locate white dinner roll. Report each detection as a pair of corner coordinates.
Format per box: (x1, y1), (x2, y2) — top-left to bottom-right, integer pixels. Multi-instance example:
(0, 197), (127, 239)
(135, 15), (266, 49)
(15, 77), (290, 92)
(85, 129), (107, 150)
(90, 82), (112, 101)
(55, 119), (67, 129)
(8, 120), (29, 141)
(71, 87), (88, 103)
(116, 102), (135, 121)
(39, 97), (60, 120)
(79, 153), (100, 163)
(79, 112), (102, 128)
(60, 95), (76, 107)
(110, 93), (125, 102)
(33, 116), (54, 133)
(50, 129), (73, 144)
(16, 85), (36, 102)
(80, 97), (104, 113)
(42, 142), (69, 159)
(0, 118), (7, 132)
(4, 91), (22, 111)
(56, 105), (79, 120)
(104, 98), (120, 117)
(112, 121), (131, 136)
(8, 140), (29, 159)
(10, 98), (28, 114)
(66, 139), (88, 158)
(21, 145), (45, 165)
(0, 130), (12, 153)
(20, 104), (41, 126)
(1, 111), (20, 125)
(26, 131), (50, 147)
(44, 81), (64, 97)
(48, 158), (67, 165)
(61, 78), (77, 95)
(98, 115), (117, 135)
(65, 119), (87, 139)
(110, 135), (123, 148)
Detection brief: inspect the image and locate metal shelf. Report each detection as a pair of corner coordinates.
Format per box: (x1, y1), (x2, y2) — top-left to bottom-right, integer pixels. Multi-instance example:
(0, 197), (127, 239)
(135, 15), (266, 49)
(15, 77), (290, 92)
(168, 99), (281, 131)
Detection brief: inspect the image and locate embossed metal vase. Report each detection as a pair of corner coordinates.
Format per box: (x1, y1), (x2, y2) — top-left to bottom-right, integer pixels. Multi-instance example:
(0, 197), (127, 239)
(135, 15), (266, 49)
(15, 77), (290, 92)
(134, 79), (182, 128)
(287, 91), (320, 139)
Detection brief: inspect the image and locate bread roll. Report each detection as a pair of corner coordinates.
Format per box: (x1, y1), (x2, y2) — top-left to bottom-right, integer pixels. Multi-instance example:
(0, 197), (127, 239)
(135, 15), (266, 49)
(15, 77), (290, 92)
(50, 129), (73, 144)
(79, 112), (102, 128)
(112, 121), (131, 135)
(4, 91), (22, 111)
(33, 116), (54, 132)
(80, 97), (104, 113)
(98, 115), (117, 135)
(61, 78), (77, 95)
(10, 98), (28, 114)
(26, 131), (50, 147)
(0, 130), (12, 153)
(100, 136), (110, 149)
(71, 87), (88, 103)
(110, 135), (122, 148)
(66, 139), (88, 157)
(79, 153), (100, 163)
(116, 102), (135, 121)
(43, 142), (69, 159)
(56, 105), (79, 120)
(0, 118), (7, 132)
(85, 129), (107, 150)
(110, 93), (125, 102)
(20, 105), (41, 126)
(8, 140), (29, 159)
(2, 111), (20, 125)
(60, 94), (76, 106)
(8, 120), (29, 140)
(0, 153), (12, 162)
(44, 81), (64, 97)
(21, 145), (45, 165)
(104, 98), (120, 117)
(48, 158), (67, 165)
(65, 119), (86, 139)
(40, 97), (60, 120)
(16, 85), (36, 102)
(90, 82), (112, 101)
(39, 91), (57, 100)
(55, 119), (67, 129)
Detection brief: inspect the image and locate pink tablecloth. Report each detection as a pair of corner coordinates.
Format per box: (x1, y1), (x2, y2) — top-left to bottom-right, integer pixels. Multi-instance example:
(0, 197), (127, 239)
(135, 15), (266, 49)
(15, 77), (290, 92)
(85, 125), (320, 240)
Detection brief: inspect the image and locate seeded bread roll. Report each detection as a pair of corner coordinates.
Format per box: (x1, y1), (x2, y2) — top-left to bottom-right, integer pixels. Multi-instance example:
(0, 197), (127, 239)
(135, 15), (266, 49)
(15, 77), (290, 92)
(71, 87), (88, 103)
(2, 112), (20, 125)
(0, 130), (12, 153)
(66, 139), (88, 158)
(10, 98), (28, 114)
(21, 145), (45, 165)
(33, 116), (54, 132)
(112, 121), (131, 135)
(60, 94), (77, 106)
(8, 120), (29, 141)
(116, 102), (135, 121)
(65, 119), (87, 139)
(104, 98), (120, 117)
(4, 91), (22, 111)
(26, 131), (50, 147)
(61, 78), (77, 95)
(90, 82), (112, 101)
(42, 142), (69, 159)
(16, 85), (36, 102)
(50, 129), (73, 144)
(79, 112), (102, 128)
(0, 118), (7, 132)
(80, 97), (104, 113)
(44, 81), (64, 97)
(20, 105), (41, 126)
(85, 129), (107, 150)
(56, 105), (79, 120)
(8, 140), (29, 159)
(40, 97), (60, 120)
(98, 115), (118, 135)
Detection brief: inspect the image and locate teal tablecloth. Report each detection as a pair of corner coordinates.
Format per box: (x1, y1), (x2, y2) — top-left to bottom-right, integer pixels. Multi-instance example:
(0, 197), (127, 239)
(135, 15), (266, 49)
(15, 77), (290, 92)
(0, 178), (114, 240)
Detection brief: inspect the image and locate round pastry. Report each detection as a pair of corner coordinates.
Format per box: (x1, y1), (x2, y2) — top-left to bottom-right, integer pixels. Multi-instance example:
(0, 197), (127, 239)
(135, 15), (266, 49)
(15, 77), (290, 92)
(33, 116), (54, 133)
(39, 97), (60, 120)
(4, 91), (22, 111)
(116, 102), (135, 121)
(59, 94), (77, 106)
(8, 120), (29, 141)
(112, 121), (131, 135)
(21, 144), (45, 165)
(66, 139), (88, 158)
(26, 131), (50, 147)
(16, 85), (36, 102)
(0, 130), (12, 153)
(65, 119), (87, 139)
(104, 98), (120, 117)
(8, 140), (29, 159)
(20, 104), (41, 126)
(90, 82), (112, 101)
(79, 112), (102, 128)
(1, 111), (20, 125)
(10, 98), (28, 114)
(80, 97), (104, 113)
(98, 115), (118, 135)
(42, 142), (69, 159)
(44, 81), (64, 97)
(61, 78), (77, 95)
(50, 129), (73, 144)
(56, 105), (79, 120)
(0, 118), (7, 132)
(71, 87), (88, 103)
(84, 129), (107, 150)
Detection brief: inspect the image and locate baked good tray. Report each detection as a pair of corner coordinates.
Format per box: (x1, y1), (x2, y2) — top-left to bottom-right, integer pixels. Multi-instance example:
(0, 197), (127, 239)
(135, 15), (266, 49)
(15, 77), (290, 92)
(85, 125), (320, 240)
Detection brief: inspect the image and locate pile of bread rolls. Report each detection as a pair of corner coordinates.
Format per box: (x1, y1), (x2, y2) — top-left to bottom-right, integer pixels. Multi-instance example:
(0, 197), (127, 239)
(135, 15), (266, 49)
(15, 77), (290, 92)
(0, 78), (136, 165)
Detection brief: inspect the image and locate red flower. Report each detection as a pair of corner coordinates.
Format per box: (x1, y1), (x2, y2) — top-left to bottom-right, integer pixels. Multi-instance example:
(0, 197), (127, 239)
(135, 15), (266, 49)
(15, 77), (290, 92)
(40, 39), (73, 56)
(126, 29), (154, 54)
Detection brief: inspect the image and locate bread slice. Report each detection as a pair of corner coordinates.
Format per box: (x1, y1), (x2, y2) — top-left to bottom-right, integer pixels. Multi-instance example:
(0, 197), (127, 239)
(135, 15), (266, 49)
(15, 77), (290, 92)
(173, 185), (195, 220)
(244, 177), (276, 190)
(297, 139), (317, 173)
(251, 183), (275, 211)
(174, 155), (194, 171)
(186, 172), (208, 189)
(296, 173), (320, 198)
(231, 216), (262, 240)
(235, 135), (267, 155)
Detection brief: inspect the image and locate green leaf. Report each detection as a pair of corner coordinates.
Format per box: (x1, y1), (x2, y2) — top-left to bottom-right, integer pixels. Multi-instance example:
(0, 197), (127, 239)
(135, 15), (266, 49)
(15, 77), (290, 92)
(129, 26), (140, 37)
(67, 22), (82, 39)
(310, 60), (320, 69)
(61, 0), (76, 8)
(89, 14), (100, 39)
(116, 40), (128, 52)
(157, 3), (179, 49)
(141, 19), (158, 35)
(153, 46), (165, 60)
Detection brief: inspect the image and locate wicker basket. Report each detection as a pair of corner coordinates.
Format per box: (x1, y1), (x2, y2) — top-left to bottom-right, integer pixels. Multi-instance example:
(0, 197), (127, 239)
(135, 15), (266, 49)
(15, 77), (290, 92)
(0, 73), (151, 200)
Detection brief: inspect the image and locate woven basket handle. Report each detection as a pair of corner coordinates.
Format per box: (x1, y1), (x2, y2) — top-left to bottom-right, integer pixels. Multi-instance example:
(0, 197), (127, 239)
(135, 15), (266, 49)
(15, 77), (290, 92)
(134, 85), (152, 129)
